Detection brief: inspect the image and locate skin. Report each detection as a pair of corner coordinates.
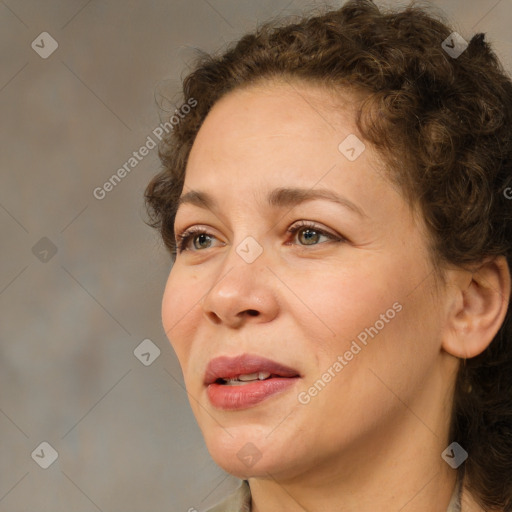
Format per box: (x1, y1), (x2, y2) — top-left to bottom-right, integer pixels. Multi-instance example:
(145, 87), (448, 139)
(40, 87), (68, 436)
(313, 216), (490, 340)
(161, 79), (510, 512)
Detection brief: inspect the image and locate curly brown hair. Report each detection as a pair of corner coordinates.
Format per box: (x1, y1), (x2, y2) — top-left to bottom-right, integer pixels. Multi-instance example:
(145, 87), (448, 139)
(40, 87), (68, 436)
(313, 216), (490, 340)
(144, 0), (512, 509)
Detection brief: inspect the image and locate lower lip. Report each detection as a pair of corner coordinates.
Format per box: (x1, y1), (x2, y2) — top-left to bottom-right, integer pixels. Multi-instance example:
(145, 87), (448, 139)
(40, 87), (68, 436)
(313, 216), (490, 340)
(206, 377), (299, 410)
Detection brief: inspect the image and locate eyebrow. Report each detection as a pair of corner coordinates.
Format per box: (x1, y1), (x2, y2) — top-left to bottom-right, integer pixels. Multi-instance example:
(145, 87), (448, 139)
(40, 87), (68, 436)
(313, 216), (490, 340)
(176, 187), (367, 218)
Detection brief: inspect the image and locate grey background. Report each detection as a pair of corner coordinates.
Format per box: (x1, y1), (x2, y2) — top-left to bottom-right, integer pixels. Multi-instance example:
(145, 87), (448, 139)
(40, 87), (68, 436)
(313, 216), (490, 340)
(1, 0), (511, 511)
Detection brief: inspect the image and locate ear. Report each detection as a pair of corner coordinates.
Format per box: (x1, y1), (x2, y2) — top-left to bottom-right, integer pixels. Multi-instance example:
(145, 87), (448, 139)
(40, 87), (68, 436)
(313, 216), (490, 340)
(441, 256), (511, 359)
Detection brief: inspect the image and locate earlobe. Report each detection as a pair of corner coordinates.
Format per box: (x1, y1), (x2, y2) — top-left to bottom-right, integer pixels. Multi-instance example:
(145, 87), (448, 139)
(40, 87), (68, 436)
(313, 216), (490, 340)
(441, 255), (511, 359)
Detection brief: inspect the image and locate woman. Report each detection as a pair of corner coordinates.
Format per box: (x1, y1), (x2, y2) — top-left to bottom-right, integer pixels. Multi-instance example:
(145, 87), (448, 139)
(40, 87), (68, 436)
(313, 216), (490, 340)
(144, 1), (512, 510)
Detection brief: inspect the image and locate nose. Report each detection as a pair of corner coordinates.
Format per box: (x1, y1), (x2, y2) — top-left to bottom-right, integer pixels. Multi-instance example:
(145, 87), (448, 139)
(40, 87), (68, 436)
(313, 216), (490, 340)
(201, 245), (280, 328)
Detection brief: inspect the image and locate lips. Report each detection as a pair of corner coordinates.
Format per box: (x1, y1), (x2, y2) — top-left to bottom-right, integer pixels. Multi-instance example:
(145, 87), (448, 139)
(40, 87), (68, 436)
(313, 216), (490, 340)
(204, 354), (300, 385)
(204, 353), (301, 410)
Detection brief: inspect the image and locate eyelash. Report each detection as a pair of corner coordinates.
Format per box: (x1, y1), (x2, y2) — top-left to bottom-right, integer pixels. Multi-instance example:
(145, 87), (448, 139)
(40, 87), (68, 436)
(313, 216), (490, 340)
(175, 220), (344, 254)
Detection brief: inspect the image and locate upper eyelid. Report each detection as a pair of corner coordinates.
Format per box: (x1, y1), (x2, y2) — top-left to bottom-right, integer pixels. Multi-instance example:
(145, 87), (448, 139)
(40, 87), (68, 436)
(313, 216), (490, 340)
(175, 221), (336, 239)
(175, 221), (341, 252)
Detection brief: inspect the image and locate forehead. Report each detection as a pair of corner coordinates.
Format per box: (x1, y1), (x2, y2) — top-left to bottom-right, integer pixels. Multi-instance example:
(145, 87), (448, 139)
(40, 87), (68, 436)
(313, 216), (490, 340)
(184, 80), (368, 188)
(197, 79), (359, 140)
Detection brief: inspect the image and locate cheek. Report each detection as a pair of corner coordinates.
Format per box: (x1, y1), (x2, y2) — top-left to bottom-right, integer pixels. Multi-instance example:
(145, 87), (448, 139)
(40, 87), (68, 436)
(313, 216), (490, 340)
(296, 252), (437, 369)
(289, 260), (400, 347)
(293, 269), (441, 439)
(315, 264), (440, 401)
(161, 268), (202, 369)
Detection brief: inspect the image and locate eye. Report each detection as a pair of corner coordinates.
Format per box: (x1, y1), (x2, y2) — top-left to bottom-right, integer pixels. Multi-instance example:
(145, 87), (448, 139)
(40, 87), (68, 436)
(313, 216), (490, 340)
(175, 221), (345, 255)
(176, 227), (223, 253)
(286, 220), (344, 246)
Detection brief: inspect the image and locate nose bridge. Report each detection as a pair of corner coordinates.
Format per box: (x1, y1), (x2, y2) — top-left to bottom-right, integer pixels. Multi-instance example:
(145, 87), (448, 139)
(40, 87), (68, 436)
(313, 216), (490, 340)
(234, 232), (266, 266)
(228, 224), (274, 279)
(201, 233), (276, 325)
(216, 231), (270, 295)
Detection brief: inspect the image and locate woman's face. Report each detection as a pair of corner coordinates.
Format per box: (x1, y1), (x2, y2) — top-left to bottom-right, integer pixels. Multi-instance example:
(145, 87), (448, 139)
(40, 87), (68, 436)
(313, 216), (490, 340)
(162, 80), (454, 480)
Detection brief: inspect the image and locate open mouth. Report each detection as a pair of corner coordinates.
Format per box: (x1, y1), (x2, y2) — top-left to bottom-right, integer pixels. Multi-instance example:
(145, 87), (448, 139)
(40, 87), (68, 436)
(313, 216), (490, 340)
(204, 354), (301, 409)
(216, 372), (279, 385)
(204, 354), (301, 386)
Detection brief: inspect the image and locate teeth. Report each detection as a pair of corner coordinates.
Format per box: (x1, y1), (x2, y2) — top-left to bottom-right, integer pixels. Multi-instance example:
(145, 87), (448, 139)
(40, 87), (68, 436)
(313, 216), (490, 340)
(237, 372), (259, 382)
(222, 371), (272, 384)
(237, 372), (272, 381)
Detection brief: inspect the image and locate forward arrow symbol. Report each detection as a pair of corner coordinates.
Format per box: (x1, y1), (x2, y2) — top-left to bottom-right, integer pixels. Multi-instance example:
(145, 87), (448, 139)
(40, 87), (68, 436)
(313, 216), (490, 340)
(35, 39), (45, 48)
(141, 352), (151, 361)
(35, 449), (45, 458)
(445, 39), (455, 49)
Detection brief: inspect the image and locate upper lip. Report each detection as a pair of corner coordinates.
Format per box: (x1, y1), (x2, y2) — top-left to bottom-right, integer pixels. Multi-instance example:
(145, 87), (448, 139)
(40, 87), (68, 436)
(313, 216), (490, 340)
(204, 353), (301, 385)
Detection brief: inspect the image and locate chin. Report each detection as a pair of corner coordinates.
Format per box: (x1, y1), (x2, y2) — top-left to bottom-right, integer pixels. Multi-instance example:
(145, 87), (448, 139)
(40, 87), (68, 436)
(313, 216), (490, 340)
(203, 427), (298, 480)
(210, 449), (283, 479)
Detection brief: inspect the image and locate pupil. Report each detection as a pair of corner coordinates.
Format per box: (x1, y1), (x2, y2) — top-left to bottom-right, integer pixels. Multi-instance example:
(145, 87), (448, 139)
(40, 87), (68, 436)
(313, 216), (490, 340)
(301, 229), (318, 245)
(195, 234), (210, 249)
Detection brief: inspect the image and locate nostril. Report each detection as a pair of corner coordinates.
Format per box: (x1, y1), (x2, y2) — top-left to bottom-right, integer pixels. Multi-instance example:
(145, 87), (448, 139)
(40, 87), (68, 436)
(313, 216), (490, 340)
(247, 309), (259, 316)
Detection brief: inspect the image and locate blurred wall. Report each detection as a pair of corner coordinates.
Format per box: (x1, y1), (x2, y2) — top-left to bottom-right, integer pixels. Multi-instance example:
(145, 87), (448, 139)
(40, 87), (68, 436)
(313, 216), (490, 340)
(1, 0), (511, 510)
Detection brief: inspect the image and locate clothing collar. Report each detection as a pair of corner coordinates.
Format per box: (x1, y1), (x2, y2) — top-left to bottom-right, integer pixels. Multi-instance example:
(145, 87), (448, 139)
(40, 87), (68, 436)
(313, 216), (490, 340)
(205, 480), (251, 512)
(206, 474), (462, 512)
